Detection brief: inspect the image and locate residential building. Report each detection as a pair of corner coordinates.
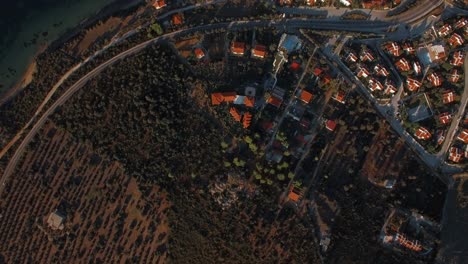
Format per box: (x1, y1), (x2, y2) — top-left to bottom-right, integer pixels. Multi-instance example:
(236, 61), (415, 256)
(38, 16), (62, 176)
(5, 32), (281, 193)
(439, 112), (452, 125)
(457, 129), (468, 144)
(415, 127), (432, 140)
(368, 78), (384, 92)
(290, 61), (301, 71)
(442, 91), (455, 104)
(194, 48), (205, 59)
(47, 211), (65, 230)
(413, 62), (422, 75)
(437, 130), (446, 145)
(451, 51), (464, 67)
(234, 95), (255, 107)
(454, 18), (467, 29)
(346, 52), (358, 63)
(427, 72), (442, 87)
(406, 77), (422, 92)
(385, 42), (401, 57)
(211, 92), (237, 105)
(288, 185), (303, 202)
(448, 147), (463, 163)
(252, 44), (267, 59)
(403, 43), (415, 55)
(360, 50), (375, 62)
(297, 90), (313, 104)
(465, 145), (468, 159)
(152, 0), (166, 9)
(231, 42), (246, 56)
(395, 58), (410, 71)
(172, 13), (183, 25)
(374, 64), (390, 77)
(229, 107), (242, 122)
(449, 69), (460, 83)
(385, 81), (397, 94)
(313, 67), (323, 76)
(325, 120), (337, 132)
(356, 65), (370, 78)
(448, 33), (464, 47)
(438, 24), (452, 37)
(333, 91), (346, 104)
(267, 96), (283, 108)
(243, 112), (252, 128)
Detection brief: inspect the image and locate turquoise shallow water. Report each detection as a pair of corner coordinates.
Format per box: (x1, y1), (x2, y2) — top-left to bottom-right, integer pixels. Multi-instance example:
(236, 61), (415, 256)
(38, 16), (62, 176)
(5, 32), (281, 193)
(0, 0), (115, 92)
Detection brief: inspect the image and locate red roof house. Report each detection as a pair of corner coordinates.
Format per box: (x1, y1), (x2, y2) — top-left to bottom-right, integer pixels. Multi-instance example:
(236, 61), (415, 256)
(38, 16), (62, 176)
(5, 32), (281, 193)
(451, 51), (464, 66)
(457, 129), (468, 144)
(374, 64), (389, 77)
(290, 61), (301, 71)
(385, 81), (397, 94)
(385, 42), (401, 57)
(346, 52), (358, 63)
(395, 58), (410, 72)
(298, 90), (313, 104)
(313, 67), (323, 76)
(243, 112), (252, 128)
(172, 13), (183, 25)
(333, 91), (346, 104)
(153, 0), (166, 9)
(368, 78), (384, 92)
(360, 50), (375, 62)
(267, 96), (283, 108)
(356, 65), (370, 78)
(211, 92), (237, 105)
(415, 127), (432, 140)
(194, 48), (205, 60)
(406, 77), (421, 92)
(454, 18), (467, 29)
(449, 33), (464, 47)
(438, 24), (452, 37)
(449, 69), (460, 83)
(251, 44), (267, 59)
(231, 42), (245, 56)
(443, 91), (455, 104)
(439, 112), (452, 125)
(448, 147), (463, 163)
(229, 107), (242, 122)
(325, 120), (337, 132)
(427, 72), (443, 87)
(403, 43), (415, 55)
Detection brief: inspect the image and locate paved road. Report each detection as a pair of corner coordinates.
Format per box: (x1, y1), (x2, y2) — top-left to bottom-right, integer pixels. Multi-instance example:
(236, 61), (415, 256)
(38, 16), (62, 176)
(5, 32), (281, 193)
(280, 0), (444, 24)
(438, 53), (468, 158)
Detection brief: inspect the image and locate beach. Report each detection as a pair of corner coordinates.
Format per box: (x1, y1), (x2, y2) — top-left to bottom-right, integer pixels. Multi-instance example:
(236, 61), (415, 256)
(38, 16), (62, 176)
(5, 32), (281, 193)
(0, 0), (116, 94)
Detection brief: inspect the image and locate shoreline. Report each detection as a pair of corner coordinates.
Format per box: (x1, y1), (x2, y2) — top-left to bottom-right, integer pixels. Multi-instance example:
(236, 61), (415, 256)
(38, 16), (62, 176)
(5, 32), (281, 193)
(0, 0), (143, 106)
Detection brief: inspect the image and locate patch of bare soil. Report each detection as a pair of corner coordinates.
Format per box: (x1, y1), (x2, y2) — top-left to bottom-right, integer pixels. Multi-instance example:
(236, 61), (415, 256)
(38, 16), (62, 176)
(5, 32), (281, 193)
(0, 121), (169, 263)
(77, 17), (122, 55)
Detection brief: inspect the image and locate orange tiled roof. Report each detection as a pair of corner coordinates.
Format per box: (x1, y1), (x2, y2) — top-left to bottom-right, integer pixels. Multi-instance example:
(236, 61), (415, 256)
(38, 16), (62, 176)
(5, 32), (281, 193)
(231, 42), (245, 55)
(153, 0), (166, 9)
(211, 92), (237, 105)
(243, 112), (252, 128)
(385, 42), (401, 57)
(406, 77), (421, 92)
(439, 112), (452, 125)
(229, 107), (242, 122)
(299, 90), (313, 104)
(449, 147), (463, 163)
(443, 91), (454, 104)
(451, 51), (464, 66)
(415, 127), (432, 140)
(449, 69), (460, 83)
(267, 96), (282, 108)
(172, 13), (183, 25)
(326, 120), (336, 132)
(245, 96), (255, 107)
(449, 33), (464, 47)
(395, 58), (410, 71)
(252, 44), (267, 58)
(194, 48), (205, 59)
(334, 91), (346, 104)
(288, 186), (302, 202)
(457, 129), (468, 144)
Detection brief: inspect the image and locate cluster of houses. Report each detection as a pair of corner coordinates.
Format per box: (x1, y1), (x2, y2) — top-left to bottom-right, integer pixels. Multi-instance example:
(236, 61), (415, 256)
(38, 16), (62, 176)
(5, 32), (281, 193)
(211, 88), (256, 128)
(345, 46), (398, 96)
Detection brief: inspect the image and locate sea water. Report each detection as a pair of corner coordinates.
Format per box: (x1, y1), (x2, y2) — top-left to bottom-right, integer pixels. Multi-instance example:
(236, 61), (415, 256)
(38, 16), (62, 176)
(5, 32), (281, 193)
(0, 0), (115, 92)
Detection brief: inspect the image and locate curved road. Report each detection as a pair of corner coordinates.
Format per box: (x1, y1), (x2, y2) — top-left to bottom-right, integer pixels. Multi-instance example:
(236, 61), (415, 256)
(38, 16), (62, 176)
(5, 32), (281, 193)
(0, 17), (414, 195)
